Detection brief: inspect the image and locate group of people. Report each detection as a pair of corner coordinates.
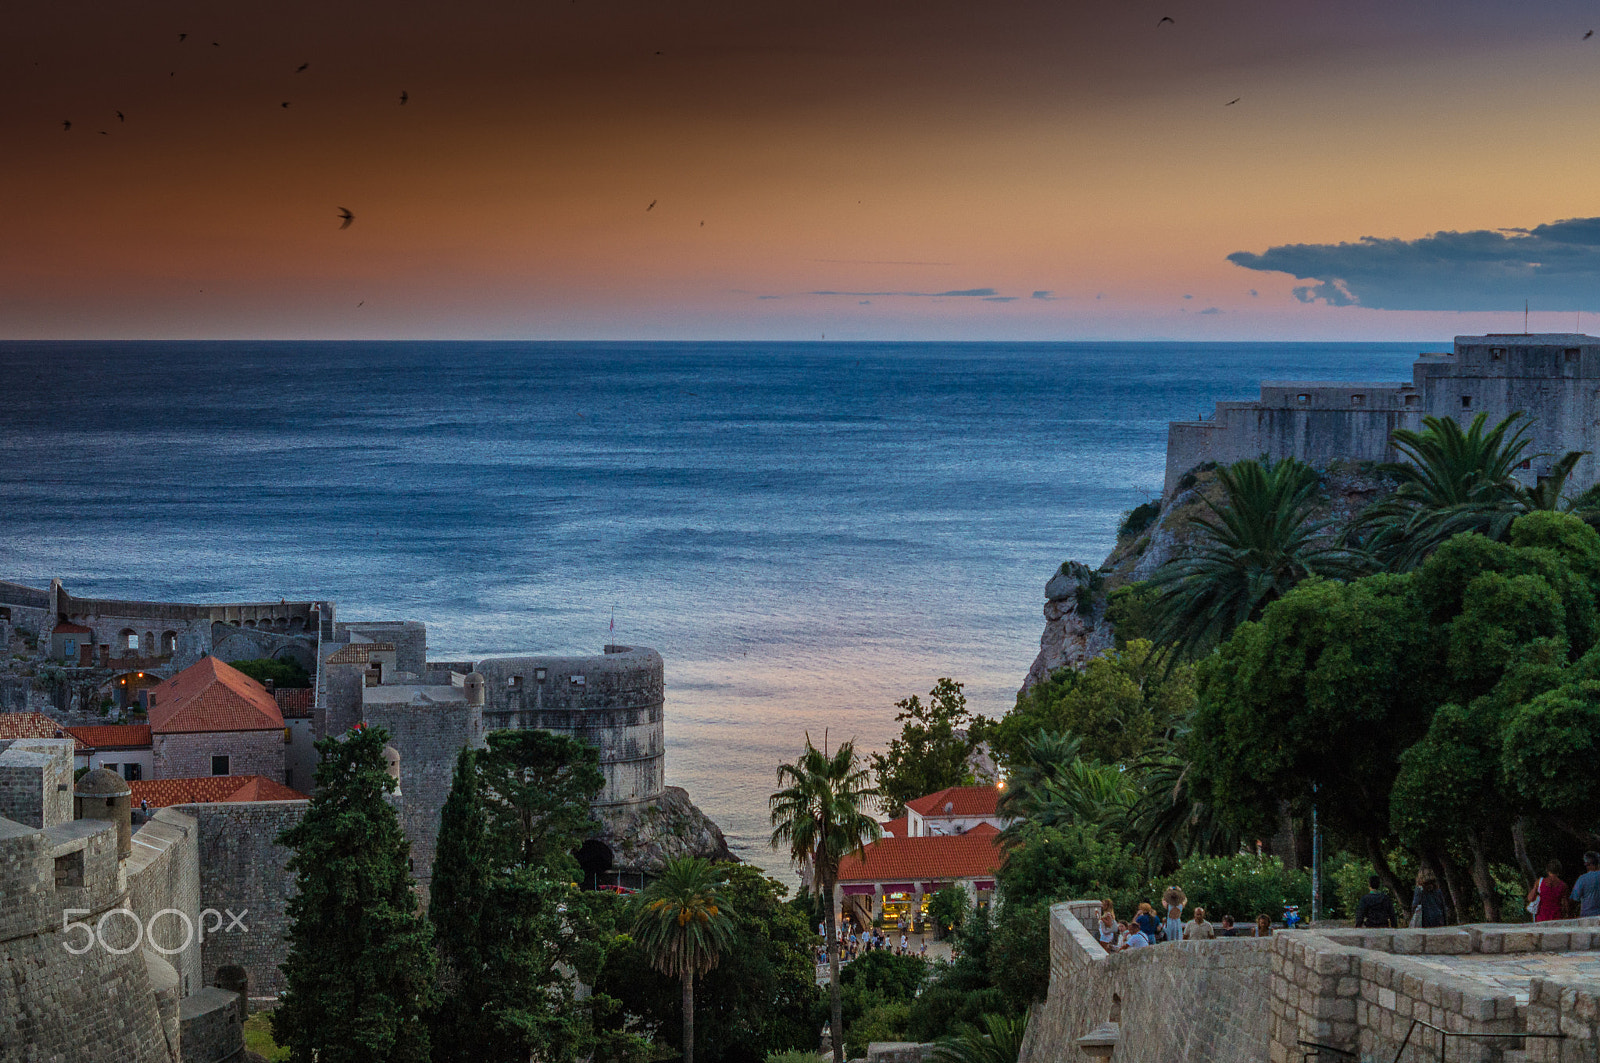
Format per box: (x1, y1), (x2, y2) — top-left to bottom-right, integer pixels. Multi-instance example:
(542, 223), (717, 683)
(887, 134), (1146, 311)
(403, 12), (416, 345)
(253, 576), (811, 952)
(816, 921), (928, 964)
(1350, 853), (1600, 928)
(1094, 887), (1276, 952)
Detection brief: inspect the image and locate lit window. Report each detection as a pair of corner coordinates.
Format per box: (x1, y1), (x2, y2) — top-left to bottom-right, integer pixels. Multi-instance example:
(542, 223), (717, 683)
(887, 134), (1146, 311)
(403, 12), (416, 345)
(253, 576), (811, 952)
(1351, 394), (1366, 406)
(1296, 394), (1311, 405)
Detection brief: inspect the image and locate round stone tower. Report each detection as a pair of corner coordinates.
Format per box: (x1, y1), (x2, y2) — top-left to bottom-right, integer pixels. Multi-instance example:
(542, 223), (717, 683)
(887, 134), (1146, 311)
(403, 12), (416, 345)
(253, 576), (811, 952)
(74, 767), (132, 859)
(473, 646), (664, 808)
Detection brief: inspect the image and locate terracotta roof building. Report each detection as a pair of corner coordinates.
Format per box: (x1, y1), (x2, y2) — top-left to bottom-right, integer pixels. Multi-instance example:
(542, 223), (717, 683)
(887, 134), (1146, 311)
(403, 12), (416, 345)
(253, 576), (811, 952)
(130, 775), (307, 807)
(65, 725), (152, 750)
(65, 724), (155, 782)
(904, 784), (1012, 838)
(273, 687), (314, 719)
(146, 656), (287, 783)
(834, 820), (1004, 929)
(0, 712), (76, 745)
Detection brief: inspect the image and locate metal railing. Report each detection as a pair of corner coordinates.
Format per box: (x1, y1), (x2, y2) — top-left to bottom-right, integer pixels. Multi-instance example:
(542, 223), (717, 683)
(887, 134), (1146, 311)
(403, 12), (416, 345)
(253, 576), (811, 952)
(1388, 1018), (1565, 1063)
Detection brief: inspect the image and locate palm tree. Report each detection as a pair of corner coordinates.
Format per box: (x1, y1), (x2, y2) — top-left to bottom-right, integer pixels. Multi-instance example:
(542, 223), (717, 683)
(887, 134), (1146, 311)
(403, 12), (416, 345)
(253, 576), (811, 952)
(932, 1012), (1029, 1063)
(995, 730), (1134, 844)
(1124, 744), (1243, 869)
(770, 734), (881, 1063)
(1147, 456), (1360, 660)
(630, 857), (736, 1063)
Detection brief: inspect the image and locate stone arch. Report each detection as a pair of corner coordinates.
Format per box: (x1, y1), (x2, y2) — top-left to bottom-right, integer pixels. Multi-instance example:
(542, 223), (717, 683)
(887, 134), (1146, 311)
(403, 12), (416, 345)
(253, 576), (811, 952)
(288, 616), (305, 632)
(161, 630), (177, 655)
(119, 628), (139, 654)
(271, 643), (315, 672)
(243, 619), (256, 629)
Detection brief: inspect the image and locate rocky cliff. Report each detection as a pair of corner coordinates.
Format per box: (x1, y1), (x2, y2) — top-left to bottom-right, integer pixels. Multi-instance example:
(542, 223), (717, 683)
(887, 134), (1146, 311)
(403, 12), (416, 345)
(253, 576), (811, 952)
(1021, 461), (1396, 694)
(596, 785), (734, 872)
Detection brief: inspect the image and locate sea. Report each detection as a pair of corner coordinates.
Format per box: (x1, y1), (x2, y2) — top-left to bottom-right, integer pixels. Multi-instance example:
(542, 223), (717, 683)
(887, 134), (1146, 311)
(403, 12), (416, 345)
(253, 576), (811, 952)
(0, 340), (1420, 882)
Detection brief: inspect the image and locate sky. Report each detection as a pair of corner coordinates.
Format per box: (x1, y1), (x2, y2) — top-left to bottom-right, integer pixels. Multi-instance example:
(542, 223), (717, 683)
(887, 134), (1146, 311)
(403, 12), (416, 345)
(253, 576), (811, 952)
(9, 0), (1600, 340)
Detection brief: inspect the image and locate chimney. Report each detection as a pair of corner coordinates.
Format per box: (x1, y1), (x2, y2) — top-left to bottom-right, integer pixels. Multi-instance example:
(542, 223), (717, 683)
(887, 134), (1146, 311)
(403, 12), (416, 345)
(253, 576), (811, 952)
(264, 678), (275, 694)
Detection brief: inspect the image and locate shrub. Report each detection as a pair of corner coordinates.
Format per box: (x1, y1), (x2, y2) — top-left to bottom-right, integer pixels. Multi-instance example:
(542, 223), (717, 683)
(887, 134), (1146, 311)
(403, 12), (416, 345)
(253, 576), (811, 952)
(766, 1052), (821, 1063)
(844, 1000), (913, 1057)
(1118, 500), (1161, 541)
(228, 657), (312, 688)
(1168, 853), (1311, 926)
(927, 885), (970, 937)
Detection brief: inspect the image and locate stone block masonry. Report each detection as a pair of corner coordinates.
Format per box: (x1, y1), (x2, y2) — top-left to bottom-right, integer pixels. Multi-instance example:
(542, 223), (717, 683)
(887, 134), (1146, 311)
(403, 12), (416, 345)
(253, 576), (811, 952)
(178, 799), (307, 998)
(125, 807), (203, 998)
(154, 727), (285, 783)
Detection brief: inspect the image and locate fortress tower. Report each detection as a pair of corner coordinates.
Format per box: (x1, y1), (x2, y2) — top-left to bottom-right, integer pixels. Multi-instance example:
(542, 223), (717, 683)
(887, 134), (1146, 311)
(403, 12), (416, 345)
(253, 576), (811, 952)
(1164, 333), (1600, 497)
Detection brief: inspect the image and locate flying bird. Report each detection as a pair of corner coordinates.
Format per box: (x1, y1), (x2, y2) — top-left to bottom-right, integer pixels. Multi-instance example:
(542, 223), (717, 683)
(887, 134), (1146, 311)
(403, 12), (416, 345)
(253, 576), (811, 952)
(61, 119), (71, 131)
(399, 90), (408, 105)
(1587, 29), (1595, 39)
(281, 101), (291, 108)
(356, 301), (364, 307)
(1225, 97), (1241, 105)
(178, 33), (187, 42)
(337, 207), (354, 229)
(99, 130), (108, 135)
(212, 41), (220, 47)
(646, 200), (656, 211)
(295, 62), (309, 72)
(1158, 16), (1174, 25)
(115, 110), (125, 122)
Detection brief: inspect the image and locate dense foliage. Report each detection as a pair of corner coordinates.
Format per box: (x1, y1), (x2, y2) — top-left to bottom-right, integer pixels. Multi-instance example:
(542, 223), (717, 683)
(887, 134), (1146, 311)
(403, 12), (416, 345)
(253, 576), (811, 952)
(273, 726), (436, 1063)
(228, 656), (311, 687)
(870, 679), (979, 817)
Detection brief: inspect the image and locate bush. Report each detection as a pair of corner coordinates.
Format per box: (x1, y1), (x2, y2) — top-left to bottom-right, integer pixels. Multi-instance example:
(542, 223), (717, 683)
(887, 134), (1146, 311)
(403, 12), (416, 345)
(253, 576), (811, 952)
(1168, 853), (1311, 925)
(1118, 500), (1162, 541)
(834, 950), (928, 1030)
(1327, 852), (1376, 921)
(927, 885), (969, 937)
(844, 1001), (913, 1057)
(765, 1053), (820, 1063)
(228, 657), (311, 688)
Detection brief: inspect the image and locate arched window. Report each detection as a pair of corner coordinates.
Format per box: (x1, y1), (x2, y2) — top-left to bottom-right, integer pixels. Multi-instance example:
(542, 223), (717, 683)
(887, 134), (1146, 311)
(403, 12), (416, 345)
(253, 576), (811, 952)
(121, 629), (139, 653)
(161, 631), (177, 655)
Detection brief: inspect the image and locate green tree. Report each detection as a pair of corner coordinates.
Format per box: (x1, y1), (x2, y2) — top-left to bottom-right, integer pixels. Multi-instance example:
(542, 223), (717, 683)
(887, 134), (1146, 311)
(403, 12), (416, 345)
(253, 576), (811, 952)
(630, 857), (737, 1063)
(926, 885), (970, 937)
(906, 905), (1007, 1042)
(1147, 456), (1361, 662)
(870, 679), (978, 817)
(1503, 678), (1600, 847)
(429, 732), (622, 1063)
(1167, 853), (1310, 926)
(770, 735), (881, 1063)
(273, 725), (436, 1063)
(983, 641), (1193, 769)
(597, 863), (821, 1063)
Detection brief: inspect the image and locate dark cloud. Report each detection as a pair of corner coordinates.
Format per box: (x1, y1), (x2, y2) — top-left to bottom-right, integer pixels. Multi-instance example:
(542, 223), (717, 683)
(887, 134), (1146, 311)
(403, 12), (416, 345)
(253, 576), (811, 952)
(809, 288), (1000, 297)
(1199, 307), (1222, 315)
(1031, 290), (1054, 300)
(757, 295), (782, 300)
(1228, 217), (1600, 311)
(983, 296), (1018, 302)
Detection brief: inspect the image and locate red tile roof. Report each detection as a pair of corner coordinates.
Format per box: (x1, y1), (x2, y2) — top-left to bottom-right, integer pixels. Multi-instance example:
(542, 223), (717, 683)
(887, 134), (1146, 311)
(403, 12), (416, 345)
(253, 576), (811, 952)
(837, 822), (1003, 883)
(906, 785), (1001, 819)
(147, 656), (284, 734)
(0, 712), (79, 747)
(130, 776), (307, 807)
(65, 725), (151, 750)
(880, 816), (908, 839)
(52, 621), (93, 635)
(273, 688), (314, 718)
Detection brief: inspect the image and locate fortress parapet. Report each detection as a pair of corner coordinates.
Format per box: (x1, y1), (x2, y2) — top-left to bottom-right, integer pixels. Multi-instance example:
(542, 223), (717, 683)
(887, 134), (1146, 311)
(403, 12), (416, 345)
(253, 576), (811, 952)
(1164, 333), (1600, 497)
(474, 645), (665, 809)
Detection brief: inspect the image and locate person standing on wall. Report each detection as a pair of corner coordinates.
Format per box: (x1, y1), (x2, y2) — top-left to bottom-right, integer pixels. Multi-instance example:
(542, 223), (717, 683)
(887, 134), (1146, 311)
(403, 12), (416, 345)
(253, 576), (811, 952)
(1354, 875), (1398, 928)
(1528, 860), (1570, 922)
(1411, 869), (1448, 927)
(1185, 907), (1215, 940)
(1162, 885), (1186, 943)
(1572, 852), (1600, 919)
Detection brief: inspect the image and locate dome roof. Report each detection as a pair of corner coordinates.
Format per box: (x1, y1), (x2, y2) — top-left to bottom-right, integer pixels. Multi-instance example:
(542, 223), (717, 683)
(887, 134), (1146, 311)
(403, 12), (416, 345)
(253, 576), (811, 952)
(75, 767), (131, 797)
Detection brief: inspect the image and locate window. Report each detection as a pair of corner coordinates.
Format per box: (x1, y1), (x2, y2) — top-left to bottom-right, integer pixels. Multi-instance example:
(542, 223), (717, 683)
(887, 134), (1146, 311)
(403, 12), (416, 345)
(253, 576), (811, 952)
(570, 675), (586, 686)
(103, 763), (118, 775)
(1295, 393), (1311, 405)
(509, 675), (523, 688)
(64, 638), (75, 658)
(211, 755), (230, 776)
(1404, 394), (1420, 407)
(285, 769), (294, 790)
(1461, 396), (1472, 408)
(123, 763), (140, 781)
(123, 630), (139, 651)
(1519, 460), (1532, 470)
(54, 851), (84, 890)
(534, 667), (547, 682)
(1568, 348), (1582, 363)
(161, 631), (176, 654)
(1491, 347), (1505, 361)
(1351, 394), (1366, 407)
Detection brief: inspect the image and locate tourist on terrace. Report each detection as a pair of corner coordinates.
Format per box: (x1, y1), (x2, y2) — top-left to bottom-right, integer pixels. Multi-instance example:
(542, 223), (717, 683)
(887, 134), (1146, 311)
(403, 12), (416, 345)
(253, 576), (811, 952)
(1413, 868), (1449, 927)
(1185, 906), (1214, 940)
(1217, 915), (1237, 937)
(1122, 922), (1151, 949)
(1133, 902), (1160, 942)
(1572, 852), (1600, 918)
(1528, 859), (1570, 922)
(1252, 914), (1272, 938)
(1097, 903), (1119, 952)
(1353, 875), (1398, 928)
(1162, 885), (1186, 942)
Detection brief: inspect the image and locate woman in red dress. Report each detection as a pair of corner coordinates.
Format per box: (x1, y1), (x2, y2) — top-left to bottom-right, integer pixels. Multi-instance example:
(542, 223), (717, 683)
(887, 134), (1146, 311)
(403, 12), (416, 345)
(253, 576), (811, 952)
(1528, 859), (1570, 922)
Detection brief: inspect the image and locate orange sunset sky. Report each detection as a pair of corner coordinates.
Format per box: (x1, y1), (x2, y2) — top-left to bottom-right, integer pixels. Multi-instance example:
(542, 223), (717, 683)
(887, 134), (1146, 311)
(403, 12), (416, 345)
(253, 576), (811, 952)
(8, 0), (1600, 339)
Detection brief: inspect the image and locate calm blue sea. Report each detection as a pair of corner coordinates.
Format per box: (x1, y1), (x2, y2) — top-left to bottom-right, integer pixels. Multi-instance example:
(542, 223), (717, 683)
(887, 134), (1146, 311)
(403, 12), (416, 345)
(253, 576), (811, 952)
(0, 340), (1418, 877)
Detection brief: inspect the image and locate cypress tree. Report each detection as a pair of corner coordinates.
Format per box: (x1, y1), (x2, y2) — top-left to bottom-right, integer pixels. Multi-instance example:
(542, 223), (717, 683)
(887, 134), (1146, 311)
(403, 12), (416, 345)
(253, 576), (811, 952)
(273, 725), (436, 1063)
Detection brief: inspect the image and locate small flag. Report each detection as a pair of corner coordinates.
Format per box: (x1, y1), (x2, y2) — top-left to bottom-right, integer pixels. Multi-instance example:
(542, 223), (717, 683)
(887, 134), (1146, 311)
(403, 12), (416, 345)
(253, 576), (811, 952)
(609, 611), (615, 633)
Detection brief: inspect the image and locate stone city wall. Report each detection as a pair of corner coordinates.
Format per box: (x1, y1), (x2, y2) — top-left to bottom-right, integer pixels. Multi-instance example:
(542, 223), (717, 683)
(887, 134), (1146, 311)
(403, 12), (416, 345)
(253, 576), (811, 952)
(1525, 977), (1600, 1063)
(363, 692), (482, 889)
(154, 727), (284, 783)
(1021, 901), (1274, 1063)
(179, 799), (306, 998)
(125, 808), (204, 998)
(0, 737), (74, 830)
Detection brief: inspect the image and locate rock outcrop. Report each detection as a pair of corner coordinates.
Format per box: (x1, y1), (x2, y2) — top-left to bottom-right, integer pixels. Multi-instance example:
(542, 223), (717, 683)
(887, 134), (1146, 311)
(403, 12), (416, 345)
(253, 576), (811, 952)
(595, 785), (734, 872)
(1021, 461), (1397, 694)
